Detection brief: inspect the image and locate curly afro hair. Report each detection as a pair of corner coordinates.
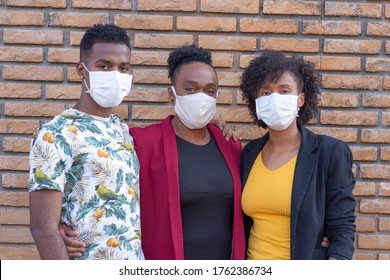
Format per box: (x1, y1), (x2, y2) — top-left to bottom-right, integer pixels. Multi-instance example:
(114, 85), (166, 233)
(240, 51), (321, 128)
(80, 24), (130, 60)
(167, 44), (214, 82)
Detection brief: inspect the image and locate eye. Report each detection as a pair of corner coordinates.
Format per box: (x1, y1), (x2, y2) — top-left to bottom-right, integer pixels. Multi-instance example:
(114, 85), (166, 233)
(119, 66), (130, 72)
(206, 89), (215, 95)
(263, 91), (270, 96)
(281, 90), (290, 94)
(185, 87), (196, 93)
(98, 65), (109, 70)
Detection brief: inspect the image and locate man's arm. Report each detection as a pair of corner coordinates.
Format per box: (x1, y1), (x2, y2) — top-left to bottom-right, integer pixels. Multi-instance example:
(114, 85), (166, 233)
(30, 189), (69, 260)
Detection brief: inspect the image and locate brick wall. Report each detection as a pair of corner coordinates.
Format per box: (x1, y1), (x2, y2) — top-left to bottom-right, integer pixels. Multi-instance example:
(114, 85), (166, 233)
(0, 0), (389, 260)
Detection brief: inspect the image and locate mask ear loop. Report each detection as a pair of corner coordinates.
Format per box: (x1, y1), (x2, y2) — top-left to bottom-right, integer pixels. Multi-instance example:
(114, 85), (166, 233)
(297, 93), (304, 117)
(81, 62), (91, 93)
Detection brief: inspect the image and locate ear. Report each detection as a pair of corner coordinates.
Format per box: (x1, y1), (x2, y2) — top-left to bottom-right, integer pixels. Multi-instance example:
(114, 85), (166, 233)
(168, 86), (175, 103)
(76, 62), (84, 80)
(298, 93), (305, 109)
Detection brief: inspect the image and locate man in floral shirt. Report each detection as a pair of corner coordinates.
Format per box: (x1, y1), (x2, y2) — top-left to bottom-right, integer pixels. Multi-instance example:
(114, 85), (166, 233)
(28, 24), (144, 260)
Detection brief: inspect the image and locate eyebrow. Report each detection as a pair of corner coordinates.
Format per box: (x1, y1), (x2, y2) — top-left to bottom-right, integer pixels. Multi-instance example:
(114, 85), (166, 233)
(183, 80), (217, 86)
(94, 59), (130, 65)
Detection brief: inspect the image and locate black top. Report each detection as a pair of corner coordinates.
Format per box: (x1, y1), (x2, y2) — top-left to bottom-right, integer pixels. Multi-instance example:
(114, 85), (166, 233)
(177, 135), (234, 260)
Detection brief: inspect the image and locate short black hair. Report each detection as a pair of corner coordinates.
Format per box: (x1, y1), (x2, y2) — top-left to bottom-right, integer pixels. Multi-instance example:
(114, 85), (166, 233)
(167, 44), (213, 82)
(240, 51), (321, 128)
(79, 24), (131, 60)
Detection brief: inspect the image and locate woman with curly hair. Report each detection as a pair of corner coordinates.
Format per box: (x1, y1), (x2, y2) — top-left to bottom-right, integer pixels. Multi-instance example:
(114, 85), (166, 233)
(240, 51), (356, 260)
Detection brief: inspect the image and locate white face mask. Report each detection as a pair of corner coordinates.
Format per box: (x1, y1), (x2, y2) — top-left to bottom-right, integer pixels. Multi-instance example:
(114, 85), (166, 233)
(255, 92), (299, 131)
(82, 63), (132, 108)
(171, 86), (217, 129)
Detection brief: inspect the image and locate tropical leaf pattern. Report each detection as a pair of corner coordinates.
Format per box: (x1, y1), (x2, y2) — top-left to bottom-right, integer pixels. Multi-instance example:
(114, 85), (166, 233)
(29, 108), (143, 260)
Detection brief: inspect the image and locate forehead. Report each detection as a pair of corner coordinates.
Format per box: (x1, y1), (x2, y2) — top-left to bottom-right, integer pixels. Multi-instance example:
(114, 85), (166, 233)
(86, 42), (131, 62)
(176, 62), (218, 84)
(262, 71), (299, 88)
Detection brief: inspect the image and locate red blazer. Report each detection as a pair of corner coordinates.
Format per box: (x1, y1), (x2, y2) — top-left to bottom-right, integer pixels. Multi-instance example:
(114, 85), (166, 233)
(130, 116), (245, 260)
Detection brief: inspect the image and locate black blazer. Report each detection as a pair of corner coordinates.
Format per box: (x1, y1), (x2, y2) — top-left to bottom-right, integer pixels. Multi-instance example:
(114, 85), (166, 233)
(241, 126), (356, 260)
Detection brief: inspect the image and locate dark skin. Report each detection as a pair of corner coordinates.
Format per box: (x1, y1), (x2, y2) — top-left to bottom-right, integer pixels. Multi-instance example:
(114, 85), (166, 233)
(256, 71), (332, 259)
(74, 42), (131, 118)
(59, 61), (235, 258)
(169, 62), (219, 145)
(34, 42), (131, 259)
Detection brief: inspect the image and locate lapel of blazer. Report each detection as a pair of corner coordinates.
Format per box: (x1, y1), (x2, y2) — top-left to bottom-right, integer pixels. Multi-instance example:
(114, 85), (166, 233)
(241, 134), (269, 187)
(160, 116), (185, 260)
(290, 126), (318, 258)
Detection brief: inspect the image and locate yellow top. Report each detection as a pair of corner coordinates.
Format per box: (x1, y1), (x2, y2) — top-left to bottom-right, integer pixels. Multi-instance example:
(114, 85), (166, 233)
(242, 152), (297, 260)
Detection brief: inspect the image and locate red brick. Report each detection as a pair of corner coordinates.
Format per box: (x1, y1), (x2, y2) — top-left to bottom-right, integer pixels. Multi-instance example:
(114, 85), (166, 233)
(67, 67), (80, 82)
(386, 5), (390, 19)
(0, 120), (40, 134)
(379, 218), (390, 232)
(263, 0), (321, 16)
(325, 3), (382, 18)
(384, 112), (390, 127)
(0, 192), (29, 206)
(363, 94), (390, 108)
(0, 11), (44, 25)
(350, 146), (377, 161)
(111, 106), (129, 120)
(3, 66), (63, 82)
(126, 86), (168, 103)
(48, 48), (79, 64)
(177, 17), (236, 32)
(358, 235), (390, 250)
(379, 254), (390, 260)
(138, 0), (196, 11)
(240, 18), (298, 33)
(379, 182), (390, 196)
(319, 93), (359, 108)
(353, 253), (375, 260)
(72, 0), (131, 10)
(3, 29), (63, 45)
(2, 173), (29, 189)
(320, 111), (378, 126)
(260, 38), (319, 53)
(215, 90), (233, 105)
(303, 20), (361, 36)
(356, 217), (376, 233)
(115, 14), (173, 31)
(366, 58), (390, 72)
(367, 22), (390, 37)
(199, 35), (256, 51)
(0, 208), (30, 225)
(235, 125), (267, 141)
(0, 47), (43, 62)
(201, 0), (259, 14)
(46, 85), (81, 100)
(0, 227), (34, 243)
(308, 127), (357, 143)
(239, 54), (257, 69)
(3, 137), (31, 153)
(132, 105), (174, 121)
(304, 56), (361, 72)
(387, 42), (390, 54)
(360, 165), (390, 180)
(134, 34), (193, 49)
(7, 0), (66, 8)
(5, 102), (65, 117)
(70, 31), (84, 46)
(360, 199), (390, 214)
(218, 72), (241, 87)
(361, 129), (390, 143)
(0, 245), (39, 260)
(0, 84), (41, 99)
(352, 181), (376, 196)
(381, 147), (390, 161)
(324, 39), (381, 54)
(212, 53), (234, 68)
(217, 107), (252, 123)
(385, 76), (390, 90)
(49, 12), (108, 27)
(132, 69), (169, 85)
(322, 74), (381, 90)
(131, 50), (169, 66)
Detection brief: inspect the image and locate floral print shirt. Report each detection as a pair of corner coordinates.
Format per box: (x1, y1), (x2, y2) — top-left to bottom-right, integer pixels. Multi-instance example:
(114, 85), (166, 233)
(29, 108), (144, 260)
